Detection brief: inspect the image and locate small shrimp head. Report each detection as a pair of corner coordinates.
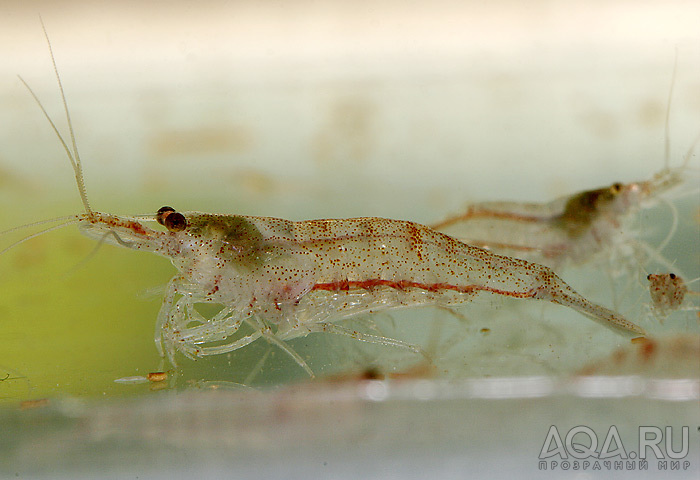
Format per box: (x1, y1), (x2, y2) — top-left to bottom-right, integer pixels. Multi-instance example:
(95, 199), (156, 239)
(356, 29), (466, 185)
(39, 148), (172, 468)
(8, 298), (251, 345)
(571, 134), (698, 235)
(568, 176), (668, 224)
(626, 114), (700, 209)
(607, 181), (641, 213)
(558, 182), (631, 236)
(647, 272), (688, 314)
(79, 207), (273, 303)
(630, 161), (692, 207)
(77, 207), (231, 283)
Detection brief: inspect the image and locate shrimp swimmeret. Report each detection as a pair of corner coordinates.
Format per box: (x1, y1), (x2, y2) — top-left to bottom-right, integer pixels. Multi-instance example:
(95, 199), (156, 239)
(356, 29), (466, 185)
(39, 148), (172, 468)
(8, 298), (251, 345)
(5, 28), (645, 376)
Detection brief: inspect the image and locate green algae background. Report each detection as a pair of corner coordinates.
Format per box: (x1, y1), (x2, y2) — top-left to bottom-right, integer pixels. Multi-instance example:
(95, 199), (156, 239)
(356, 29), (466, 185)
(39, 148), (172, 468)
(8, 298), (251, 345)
(0, 195), (168, 402)
(0, 192), (420, 403)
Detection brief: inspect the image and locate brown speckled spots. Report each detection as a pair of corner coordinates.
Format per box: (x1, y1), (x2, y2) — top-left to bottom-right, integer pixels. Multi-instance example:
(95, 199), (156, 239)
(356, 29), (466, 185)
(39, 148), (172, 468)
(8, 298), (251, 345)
(647, 273), (690, 319)
(78, 211), (644, 370)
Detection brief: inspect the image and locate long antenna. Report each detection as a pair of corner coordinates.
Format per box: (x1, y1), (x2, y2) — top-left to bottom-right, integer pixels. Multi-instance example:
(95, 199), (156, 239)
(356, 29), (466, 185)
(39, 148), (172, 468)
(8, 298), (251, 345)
(663, 50), (678, 172)
(19, 18), (92, 215)
(0, 218), (80, 257)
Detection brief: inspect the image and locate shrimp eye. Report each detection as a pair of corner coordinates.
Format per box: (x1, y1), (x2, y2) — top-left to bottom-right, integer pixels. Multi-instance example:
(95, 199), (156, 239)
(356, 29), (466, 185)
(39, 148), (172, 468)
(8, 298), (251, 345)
(646, 274), (652, 280)
(156, 206), (176, 226)
(156, 206), (187, 232)
(669, 273), (676, 279)
(610, 182), (623, 194)
(164, 212), (187, 232)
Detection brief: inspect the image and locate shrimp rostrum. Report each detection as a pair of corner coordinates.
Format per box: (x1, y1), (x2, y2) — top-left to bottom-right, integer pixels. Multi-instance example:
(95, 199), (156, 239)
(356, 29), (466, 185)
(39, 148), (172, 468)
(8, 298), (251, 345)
(11, 26), (645, 376)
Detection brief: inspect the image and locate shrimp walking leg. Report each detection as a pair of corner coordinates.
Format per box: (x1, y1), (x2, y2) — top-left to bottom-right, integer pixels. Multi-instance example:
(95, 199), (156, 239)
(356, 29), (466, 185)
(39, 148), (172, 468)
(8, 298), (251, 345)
(157, 287), (314, 375)
(196, 329), (262, 357)
(154, 278), (180, 359)
(256, 321), (315, 378)
(293, 322), (429, 358)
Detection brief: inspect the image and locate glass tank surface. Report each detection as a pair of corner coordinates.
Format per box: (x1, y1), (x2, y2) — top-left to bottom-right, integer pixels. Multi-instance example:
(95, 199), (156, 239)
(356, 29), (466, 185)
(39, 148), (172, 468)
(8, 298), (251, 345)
(0, 1), (698, 479)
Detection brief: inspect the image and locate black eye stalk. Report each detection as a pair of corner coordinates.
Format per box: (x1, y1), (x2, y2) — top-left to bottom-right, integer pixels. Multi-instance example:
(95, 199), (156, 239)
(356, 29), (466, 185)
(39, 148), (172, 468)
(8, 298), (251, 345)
(156, 206), (187, 232)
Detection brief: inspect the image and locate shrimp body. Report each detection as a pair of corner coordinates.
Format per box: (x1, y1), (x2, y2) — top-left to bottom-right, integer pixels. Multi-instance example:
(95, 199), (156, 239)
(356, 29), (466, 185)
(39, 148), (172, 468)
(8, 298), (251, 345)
(78, 210), (645, 367)
(431, 155), (696, 272)
(431, 182), (637, 267)
(432, 64), (698, 272)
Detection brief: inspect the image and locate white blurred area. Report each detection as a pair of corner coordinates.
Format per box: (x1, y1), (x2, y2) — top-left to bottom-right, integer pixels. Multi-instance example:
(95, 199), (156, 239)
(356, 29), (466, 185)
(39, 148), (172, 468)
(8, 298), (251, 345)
(0, 0), (698, 222)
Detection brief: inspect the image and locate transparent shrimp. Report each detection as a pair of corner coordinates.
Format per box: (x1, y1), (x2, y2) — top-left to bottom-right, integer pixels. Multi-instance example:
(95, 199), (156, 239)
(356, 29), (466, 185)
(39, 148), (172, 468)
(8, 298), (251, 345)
(7, 25), (646, 377)
(80, 211), (646, 374)
(431, 66), (699, 275)
(646, 273), (699, 322)
(431, 152), (697, 273)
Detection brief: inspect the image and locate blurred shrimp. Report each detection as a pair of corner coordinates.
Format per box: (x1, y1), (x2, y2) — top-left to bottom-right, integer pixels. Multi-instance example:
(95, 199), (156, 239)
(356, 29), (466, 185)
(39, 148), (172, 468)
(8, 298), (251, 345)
(646, 273), (699, 322)
(432, 64), (699, 278)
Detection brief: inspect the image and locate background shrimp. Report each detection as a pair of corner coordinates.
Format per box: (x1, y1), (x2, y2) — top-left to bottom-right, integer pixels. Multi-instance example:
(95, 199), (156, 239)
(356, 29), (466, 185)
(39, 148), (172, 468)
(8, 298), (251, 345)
(431, 65), (700, 310)
(646, 273), (700, 322)
(431, 141), (698, 276)
(577, 334), (700, 378)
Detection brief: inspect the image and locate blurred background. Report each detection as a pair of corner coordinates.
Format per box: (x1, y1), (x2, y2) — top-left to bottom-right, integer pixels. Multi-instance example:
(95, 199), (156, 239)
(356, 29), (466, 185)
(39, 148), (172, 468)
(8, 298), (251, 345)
(0, 1), (698, 478)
